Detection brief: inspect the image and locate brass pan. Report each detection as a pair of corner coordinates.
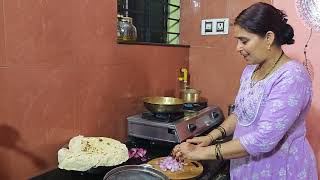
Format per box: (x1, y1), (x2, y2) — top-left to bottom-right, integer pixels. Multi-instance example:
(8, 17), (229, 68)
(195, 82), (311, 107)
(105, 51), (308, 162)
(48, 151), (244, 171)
(143, 97), (184, 113)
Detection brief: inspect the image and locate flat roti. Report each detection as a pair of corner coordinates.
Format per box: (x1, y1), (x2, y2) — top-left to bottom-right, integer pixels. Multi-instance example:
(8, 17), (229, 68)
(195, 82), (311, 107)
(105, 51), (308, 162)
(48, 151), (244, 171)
(58, 135), (129, 171)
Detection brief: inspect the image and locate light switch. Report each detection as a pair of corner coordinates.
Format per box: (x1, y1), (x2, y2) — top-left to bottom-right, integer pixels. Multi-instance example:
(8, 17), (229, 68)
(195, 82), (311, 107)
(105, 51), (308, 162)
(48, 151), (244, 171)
(201, 18), (229, 35)
(205, 21), (213, 32)
(216, 21), (225, 32)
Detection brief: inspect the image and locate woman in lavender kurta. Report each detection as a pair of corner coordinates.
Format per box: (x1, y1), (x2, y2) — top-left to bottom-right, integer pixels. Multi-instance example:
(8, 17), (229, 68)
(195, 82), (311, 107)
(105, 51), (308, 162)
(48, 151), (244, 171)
(172, 2), (317, 180)
(230, 60), (317, 179)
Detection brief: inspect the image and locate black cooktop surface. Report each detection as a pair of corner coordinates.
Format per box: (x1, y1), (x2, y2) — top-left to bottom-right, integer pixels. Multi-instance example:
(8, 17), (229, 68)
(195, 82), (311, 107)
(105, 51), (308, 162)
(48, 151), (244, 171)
(30, 137), (230, 180)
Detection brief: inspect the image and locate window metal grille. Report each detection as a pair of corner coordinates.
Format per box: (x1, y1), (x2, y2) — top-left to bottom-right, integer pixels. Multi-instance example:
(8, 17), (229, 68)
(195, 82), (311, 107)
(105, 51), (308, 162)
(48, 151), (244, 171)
(117, 0), (180, 44)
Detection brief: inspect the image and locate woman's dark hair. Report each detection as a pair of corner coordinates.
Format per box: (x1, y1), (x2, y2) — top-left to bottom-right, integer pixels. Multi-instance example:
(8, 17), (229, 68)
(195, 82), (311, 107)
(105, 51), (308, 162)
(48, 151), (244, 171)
(235, 2), (294, 46)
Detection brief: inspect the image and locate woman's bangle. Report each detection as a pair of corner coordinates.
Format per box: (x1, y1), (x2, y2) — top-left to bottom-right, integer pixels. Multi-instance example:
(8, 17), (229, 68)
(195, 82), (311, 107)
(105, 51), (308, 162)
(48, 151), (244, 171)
(215, 144), (219, 160)
(207, 133), (214, 143)
(216, 126), (226, 138)
(214, 143), (224, 160)
(217, 143), (224, 160)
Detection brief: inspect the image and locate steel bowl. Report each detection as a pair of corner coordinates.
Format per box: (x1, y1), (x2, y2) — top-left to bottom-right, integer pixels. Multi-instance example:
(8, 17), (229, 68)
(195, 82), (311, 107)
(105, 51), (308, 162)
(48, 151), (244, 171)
(181, 88), (201, 103)
(103, 164), (169, 180)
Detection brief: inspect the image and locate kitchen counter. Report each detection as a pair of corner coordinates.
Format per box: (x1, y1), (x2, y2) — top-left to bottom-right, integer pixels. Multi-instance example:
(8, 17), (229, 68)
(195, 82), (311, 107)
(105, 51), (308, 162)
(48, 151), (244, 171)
(30, 138), (230, 180)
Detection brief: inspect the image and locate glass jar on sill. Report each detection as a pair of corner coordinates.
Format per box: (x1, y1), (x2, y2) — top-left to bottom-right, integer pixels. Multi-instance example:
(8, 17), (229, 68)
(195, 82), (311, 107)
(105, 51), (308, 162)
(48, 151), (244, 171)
(117, 16), (137, 42)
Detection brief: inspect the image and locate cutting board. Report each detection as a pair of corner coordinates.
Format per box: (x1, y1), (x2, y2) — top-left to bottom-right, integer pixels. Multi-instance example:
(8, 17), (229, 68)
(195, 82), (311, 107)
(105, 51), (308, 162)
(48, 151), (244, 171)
(147, 157), (203, 180)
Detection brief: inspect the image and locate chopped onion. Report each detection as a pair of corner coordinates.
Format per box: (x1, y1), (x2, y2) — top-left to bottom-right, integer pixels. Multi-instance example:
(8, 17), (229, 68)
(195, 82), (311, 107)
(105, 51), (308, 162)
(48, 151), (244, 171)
(128, 148), (147, 161)
(159, 156), (183, 172)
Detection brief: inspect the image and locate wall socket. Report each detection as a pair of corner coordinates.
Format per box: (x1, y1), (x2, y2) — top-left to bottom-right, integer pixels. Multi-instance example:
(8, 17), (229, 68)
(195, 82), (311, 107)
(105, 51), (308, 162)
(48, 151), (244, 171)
(201, 18), (229, 35)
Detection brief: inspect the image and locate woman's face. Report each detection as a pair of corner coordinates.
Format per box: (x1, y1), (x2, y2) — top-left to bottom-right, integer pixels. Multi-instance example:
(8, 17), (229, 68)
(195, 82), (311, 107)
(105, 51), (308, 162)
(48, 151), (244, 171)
(234, 25), (269, 65)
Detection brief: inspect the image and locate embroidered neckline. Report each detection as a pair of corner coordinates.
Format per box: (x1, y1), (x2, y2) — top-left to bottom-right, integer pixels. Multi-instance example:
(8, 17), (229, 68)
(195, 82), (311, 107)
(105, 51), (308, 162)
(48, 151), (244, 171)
(250, 51), (284, 88)
(249, 60), (295, 87)
(237, 60), (299, 126)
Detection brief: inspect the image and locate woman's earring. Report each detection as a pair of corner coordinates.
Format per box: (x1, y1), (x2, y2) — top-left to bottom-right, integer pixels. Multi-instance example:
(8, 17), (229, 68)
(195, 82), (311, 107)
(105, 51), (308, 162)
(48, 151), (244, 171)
(267, 45), (271, 50)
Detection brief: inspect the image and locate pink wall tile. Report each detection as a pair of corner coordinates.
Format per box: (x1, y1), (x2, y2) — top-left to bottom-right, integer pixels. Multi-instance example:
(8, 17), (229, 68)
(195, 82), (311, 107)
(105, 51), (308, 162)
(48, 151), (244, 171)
(0, 0), (6, 66)
(0, 0), (188, 179)
(180, 0), (270, 114)
(273, 0), (320, 176)
(4, 0), (117, 66)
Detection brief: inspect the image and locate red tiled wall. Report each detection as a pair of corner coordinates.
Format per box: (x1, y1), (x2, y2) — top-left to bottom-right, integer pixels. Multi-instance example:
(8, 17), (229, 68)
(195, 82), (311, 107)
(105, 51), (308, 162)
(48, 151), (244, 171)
(0, 0), (188, 179)
(180, 0), (270, 115)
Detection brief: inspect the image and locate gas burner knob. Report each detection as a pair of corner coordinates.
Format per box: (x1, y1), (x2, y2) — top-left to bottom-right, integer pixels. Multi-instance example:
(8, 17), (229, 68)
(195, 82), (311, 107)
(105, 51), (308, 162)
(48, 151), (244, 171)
(210, 111), (220, 119)
(187, 123), (197, 132)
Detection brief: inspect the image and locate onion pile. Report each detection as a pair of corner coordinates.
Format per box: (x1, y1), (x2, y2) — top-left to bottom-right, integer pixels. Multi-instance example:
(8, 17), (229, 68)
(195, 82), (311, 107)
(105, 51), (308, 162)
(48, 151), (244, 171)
(128, 148), (147, 161)
(159, 156), (183, 172)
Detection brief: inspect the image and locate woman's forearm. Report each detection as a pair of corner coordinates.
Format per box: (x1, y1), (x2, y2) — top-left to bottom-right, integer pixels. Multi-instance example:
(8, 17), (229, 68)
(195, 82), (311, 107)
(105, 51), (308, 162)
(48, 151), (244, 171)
(208, 113), (237, 139)
(221, 113), (237, 136)
(199, 139), (248, 160)
(219, 139), (248, 159)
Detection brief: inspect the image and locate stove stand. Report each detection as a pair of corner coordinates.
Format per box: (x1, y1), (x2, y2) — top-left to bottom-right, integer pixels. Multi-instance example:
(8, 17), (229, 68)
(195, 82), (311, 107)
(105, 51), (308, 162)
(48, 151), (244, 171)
(127, 106), (224, 143)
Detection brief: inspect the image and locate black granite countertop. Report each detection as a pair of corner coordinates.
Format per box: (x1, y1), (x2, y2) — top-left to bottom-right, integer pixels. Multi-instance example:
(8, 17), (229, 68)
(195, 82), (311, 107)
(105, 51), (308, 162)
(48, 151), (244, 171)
(30, 138), (230, 180)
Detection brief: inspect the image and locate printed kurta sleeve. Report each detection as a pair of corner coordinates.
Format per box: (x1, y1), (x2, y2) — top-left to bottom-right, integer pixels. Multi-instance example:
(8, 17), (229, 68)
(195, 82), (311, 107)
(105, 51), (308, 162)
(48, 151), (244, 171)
(239, 70), (311, 156)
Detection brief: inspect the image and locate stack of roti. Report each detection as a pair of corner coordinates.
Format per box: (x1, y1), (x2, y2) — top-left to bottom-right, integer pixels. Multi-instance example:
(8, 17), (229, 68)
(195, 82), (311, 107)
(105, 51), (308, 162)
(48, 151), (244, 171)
(58, 135), (129, 171)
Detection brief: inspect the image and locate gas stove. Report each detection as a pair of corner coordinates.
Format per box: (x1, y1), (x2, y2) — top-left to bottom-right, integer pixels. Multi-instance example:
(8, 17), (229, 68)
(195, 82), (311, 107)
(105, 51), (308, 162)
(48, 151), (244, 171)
(127, 106), (224, 143)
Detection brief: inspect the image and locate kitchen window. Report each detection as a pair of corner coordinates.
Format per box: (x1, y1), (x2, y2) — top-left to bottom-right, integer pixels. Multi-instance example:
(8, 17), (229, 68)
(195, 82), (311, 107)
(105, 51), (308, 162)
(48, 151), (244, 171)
(117, 0), (180, 45)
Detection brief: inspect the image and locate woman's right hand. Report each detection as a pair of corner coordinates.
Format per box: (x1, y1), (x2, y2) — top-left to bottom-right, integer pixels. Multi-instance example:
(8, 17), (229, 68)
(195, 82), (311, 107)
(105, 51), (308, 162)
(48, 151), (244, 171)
(186, 135), (213, 147)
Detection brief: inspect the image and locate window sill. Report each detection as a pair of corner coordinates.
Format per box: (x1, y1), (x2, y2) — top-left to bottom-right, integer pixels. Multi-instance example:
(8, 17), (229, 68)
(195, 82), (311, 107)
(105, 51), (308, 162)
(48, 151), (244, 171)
(117, 41), (190, 48)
